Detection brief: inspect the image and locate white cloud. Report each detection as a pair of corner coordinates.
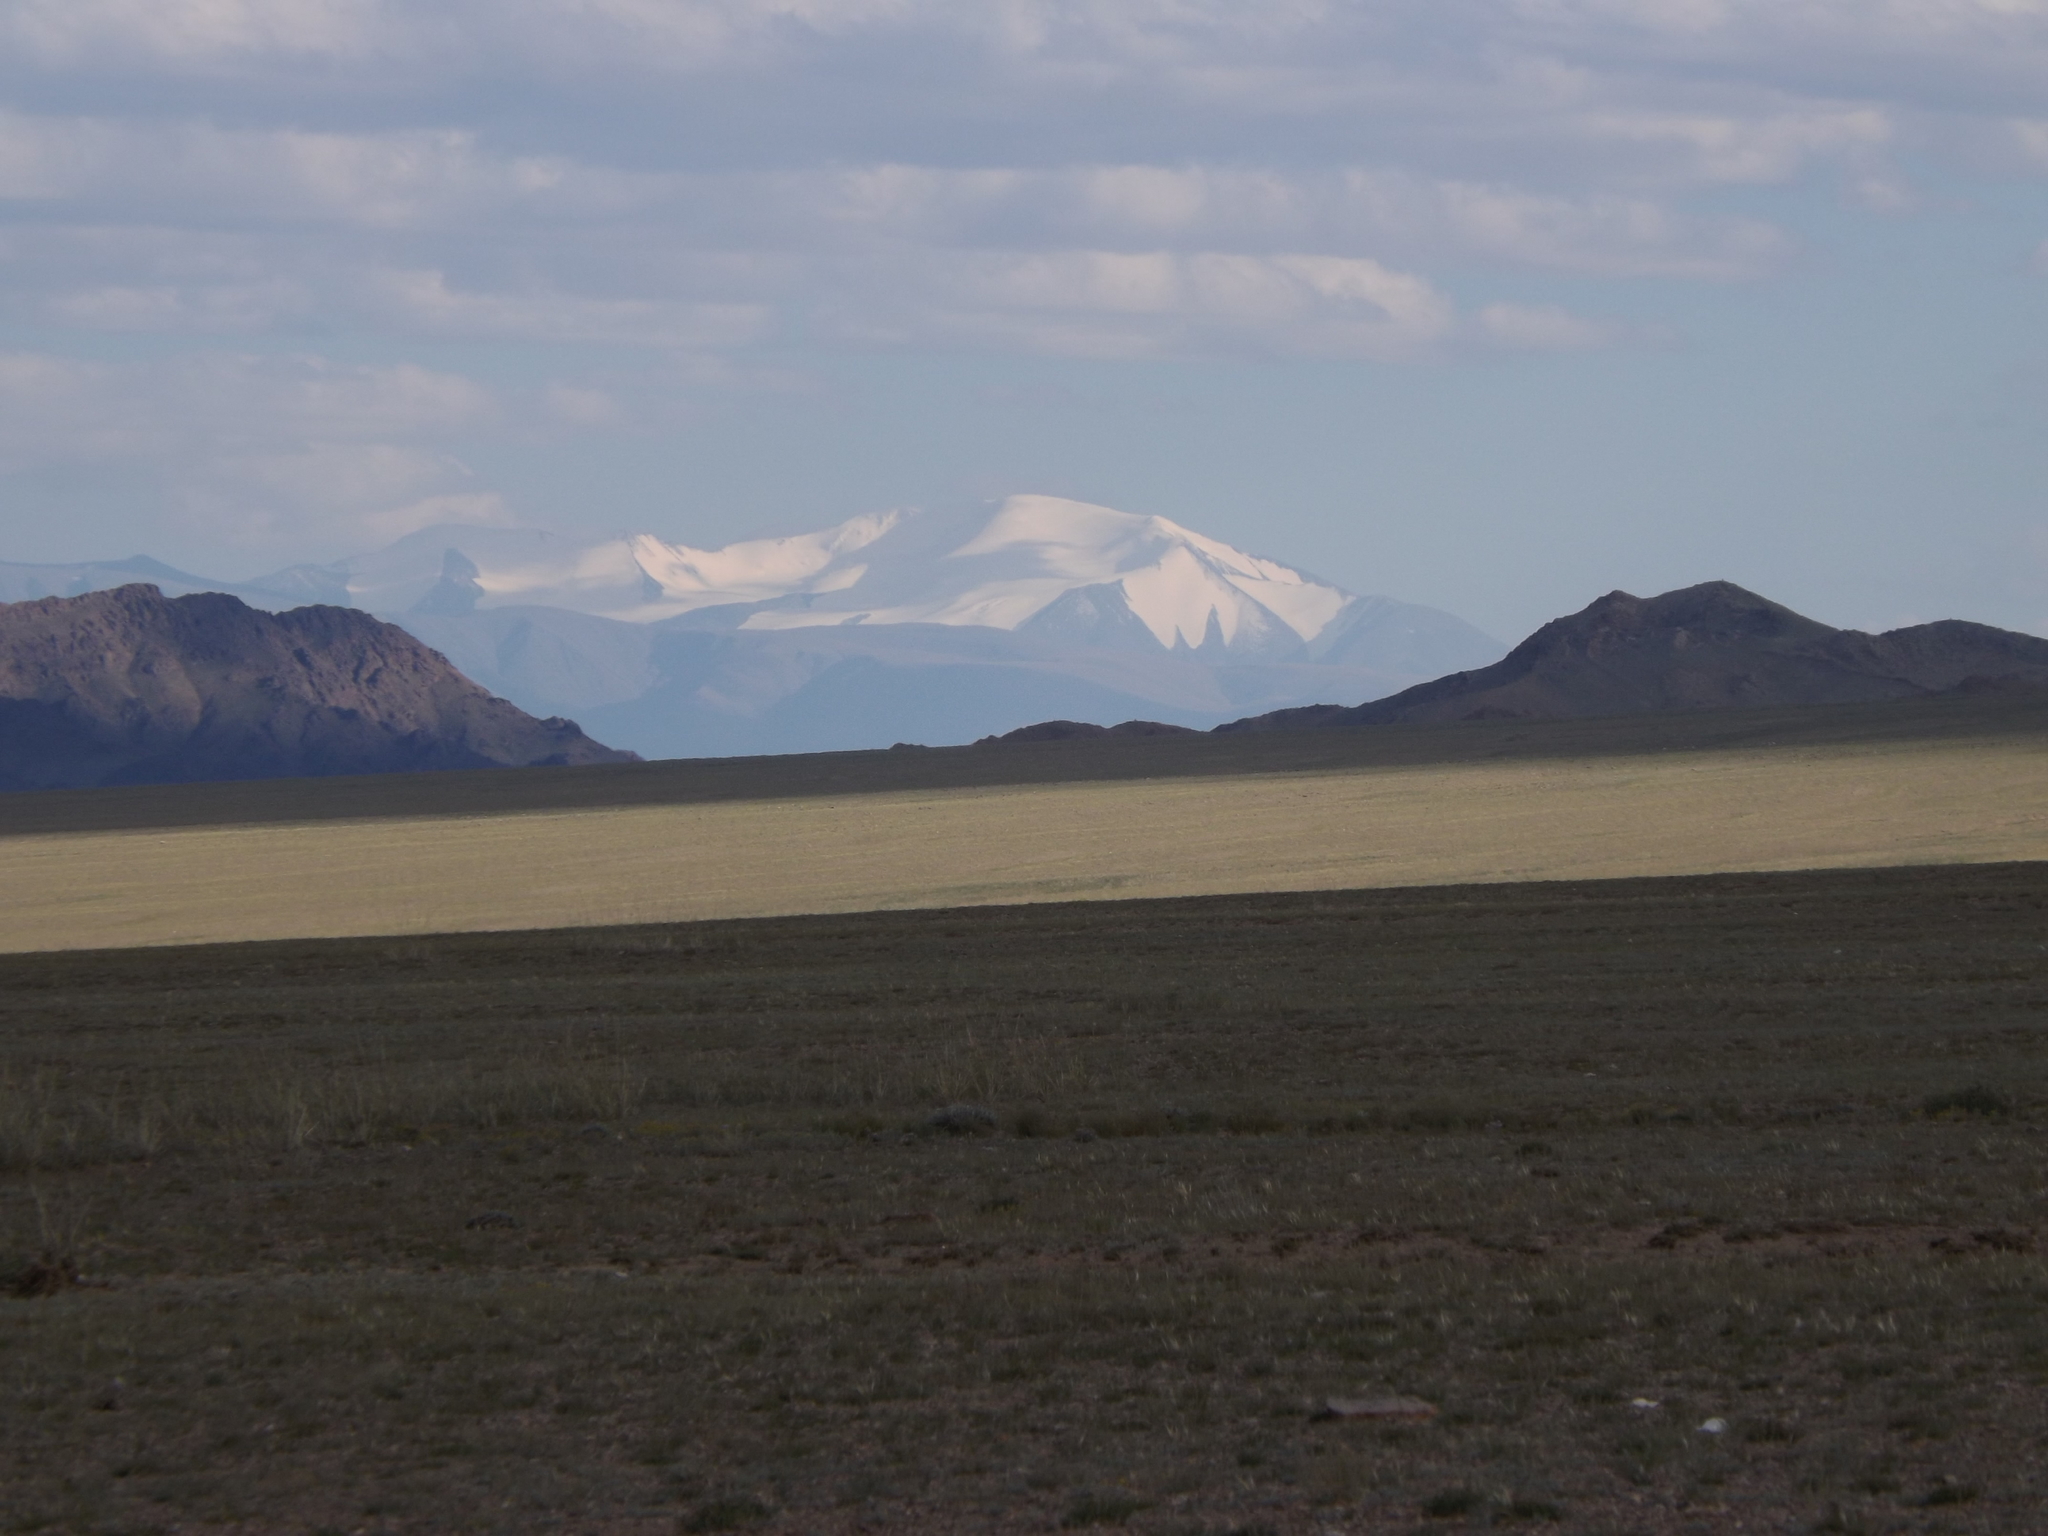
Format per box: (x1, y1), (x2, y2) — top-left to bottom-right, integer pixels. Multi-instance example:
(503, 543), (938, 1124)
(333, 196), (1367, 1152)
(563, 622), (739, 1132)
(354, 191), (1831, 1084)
(354, 492), (513, 543)
(922, 249), (1457, 360)
(46, 280), (313, 332)
(826, 248), (1636, 362)
(0, 351), (505, 548)
(0, 0), (2037, 419)
(1577, 107), (1893, 184)
(0, 115), (1781, 363)
(0, 111), (660, 229)
(0, 0), (1341, 73)
(1, 0), (390, 66)
(1472, 301), (1632, 350)
(213, 442), (479, 519)
(1506, 0), (2048, 53)
(12, 0), (2037, 76)
(362, 269), (773, 348)
(3, 1), (2040, 131)
(795, 163), (1790, 279)
(544, 385), (621, 427)
(0, 111), (1796, 284)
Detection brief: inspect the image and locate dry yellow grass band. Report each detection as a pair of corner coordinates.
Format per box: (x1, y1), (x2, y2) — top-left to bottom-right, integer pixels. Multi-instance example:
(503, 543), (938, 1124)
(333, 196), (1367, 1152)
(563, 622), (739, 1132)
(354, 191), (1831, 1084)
(5, 735), (2045, 953)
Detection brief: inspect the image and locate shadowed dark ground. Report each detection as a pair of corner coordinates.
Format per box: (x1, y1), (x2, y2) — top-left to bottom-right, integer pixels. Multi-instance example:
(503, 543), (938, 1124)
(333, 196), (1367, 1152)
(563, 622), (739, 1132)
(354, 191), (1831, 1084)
(3, 861), (2045, 1532)
(5, 685), (2047, 838)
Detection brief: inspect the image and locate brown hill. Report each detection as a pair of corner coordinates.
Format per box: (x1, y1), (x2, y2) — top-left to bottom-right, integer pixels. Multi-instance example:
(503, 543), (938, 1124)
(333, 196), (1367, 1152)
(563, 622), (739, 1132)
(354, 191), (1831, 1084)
(974, 718), (1201, 745)
(0, 584), (636, 790)
(1220, 581), (2048, 732)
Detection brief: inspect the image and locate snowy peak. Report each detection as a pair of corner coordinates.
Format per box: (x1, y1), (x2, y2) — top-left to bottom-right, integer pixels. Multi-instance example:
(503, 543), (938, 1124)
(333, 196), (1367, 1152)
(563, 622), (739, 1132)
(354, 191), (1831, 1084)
(932, 496), (1351, 650)
(253, 514), (899, 624)
(625, 511), (898, 619)
(1, 497), (1512, 761)
(390, 513), (899, 622)
(259, 495), (1366, 661)
(723, 495), (1356, 655)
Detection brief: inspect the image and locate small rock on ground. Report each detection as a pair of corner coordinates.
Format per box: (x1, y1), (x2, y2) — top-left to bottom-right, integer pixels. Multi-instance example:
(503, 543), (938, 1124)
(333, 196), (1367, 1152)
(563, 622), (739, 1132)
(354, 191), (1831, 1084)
(1315, 1396), (1438, 1422)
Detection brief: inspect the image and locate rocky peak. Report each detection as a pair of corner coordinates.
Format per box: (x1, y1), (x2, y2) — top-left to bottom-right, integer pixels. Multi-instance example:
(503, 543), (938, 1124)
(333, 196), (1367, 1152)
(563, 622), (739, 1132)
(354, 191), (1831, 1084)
(0, 584), (636, 791)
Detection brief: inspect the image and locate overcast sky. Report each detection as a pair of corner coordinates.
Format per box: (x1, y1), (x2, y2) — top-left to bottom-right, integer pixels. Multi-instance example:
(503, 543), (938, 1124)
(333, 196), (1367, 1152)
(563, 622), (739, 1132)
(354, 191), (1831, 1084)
(1, 0), (2044, 639)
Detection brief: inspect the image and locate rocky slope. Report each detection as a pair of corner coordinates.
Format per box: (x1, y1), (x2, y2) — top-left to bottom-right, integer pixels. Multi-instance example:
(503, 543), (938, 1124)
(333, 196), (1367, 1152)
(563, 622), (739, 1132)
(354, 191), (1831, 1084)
(0, 585), (635, 790)
(1220, 581), (2048, 732)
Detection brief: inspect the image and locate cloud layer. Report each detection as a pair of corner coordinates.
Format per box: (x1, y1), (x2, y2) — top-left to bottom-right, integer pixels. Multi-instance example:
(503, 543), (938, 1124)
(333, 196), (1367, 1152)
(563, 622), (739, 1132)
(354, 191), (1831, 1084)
(0, 0), (2043, 550)
(0, 351), (507, 545)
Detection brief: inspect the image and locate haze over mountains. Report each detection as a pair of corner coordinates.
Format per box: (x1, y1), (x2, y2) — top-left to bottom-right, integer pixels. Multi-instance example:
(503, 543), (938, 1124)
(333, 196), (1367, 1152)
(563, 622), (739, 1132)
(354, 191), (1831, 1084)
(1220, 582), (2048, 733)
(14, 501), (2047, 785)
(0, 497), (1503, 758)
(0, 585), (634, 791)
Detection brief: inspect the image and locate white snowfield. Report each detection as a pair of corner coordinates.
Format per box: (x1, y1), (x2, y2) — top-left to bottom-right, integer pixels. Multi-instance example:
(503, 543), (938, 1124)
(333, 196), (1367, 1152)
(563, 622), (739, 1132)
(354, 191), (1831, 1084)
(316, 495), (1362, 655)
(623, 514), (894, 619)
(734, 497), (1352, 650)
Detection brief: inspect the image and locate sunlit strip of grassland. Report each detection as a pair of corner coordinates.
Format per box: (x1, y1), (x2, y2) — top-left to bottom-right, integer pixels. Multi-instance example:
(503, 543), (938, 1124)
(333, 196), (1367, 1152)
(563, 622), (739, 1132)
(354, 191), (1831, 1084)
(4, 735), (2045, 953)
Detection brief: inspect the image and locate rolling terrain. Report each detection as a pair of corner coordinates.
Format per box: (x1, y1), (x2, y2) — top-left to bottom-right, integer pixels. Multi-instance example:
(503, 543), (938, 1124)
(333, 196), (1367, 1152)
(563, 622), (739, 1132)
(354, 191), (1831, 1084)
(2, 688), (2045, 954)
(1224, 580), (2048, 731)
(0, 584), (634, 791)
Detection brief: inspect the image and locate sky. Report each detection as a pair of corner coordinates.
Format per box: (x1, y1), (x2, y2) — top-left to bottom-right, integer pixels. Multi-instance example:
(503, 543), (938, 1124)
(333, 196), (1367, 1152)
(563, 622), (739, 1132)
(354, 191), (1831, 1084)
(0, 0), (2044, 642)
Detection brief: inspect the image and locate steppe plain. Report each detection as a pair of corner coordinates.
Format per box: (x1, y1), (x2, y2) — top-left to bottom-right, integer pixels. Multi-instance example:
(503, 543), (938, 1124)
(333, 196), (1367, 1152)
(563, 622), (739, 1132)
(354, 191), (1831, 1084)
(3, 694), (2047, 1534)
(3, 692), (2047, 954)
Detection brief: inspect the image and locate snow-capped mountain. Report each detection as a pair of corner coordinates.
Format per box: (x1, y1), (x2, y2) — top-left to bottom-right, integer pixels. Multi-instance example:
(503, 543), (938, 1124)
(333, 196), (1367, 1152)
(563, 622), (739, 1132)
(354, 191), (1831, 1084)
(262, 496), (1397, 657)
(257, 514), (901, 625)
(4, 497), (1505, 758)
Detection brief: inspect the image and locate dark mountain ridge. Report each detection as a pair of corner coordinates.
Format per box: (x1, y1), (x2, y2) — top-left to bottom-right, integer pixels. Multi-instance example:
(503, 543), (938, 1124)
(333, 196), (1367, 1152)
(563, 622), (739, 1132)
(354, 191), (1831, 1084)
(1218, 581), (2048, 732)
(0, 584), (635, 791)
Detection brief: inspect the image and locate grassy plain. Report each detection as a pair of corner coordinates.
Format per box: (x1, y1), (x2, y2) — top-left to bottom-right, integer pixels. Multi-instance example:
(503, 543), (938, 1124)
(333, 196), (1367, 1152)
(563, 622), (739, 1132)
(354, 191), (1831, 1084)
(4, 863), (2048, 1533)
(4, 694), (2048, 953)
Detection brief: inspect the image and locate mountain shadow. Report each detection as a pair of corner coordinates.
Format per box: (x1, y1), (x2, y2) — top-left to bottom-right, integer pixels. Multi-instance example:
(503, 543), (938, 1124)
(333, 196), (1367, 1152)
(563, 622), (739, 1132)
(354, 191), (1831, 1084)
(1217, 581), (2048, 732)
(0, 584), (636, 791)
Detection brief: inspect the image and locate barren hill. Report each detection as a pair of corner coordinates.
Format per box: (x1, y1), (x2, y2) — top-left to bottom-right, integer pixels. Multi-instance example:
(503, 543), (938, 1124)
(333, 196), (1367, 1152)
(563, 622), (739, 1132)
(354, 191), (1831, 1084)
(1220, 581), (2048, 732)
(0, 584), (635, 791)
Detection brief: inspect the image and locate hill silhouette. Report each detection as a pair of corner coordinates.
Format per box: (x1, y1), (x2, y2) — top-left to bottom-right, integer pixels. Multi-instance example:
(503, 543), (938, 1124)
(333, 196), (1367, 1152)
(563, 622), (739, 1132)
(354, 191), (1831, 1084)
(975, 719), (1201, 745)
(0, 584), (635, 790)
(1218, 581), (2048, 732)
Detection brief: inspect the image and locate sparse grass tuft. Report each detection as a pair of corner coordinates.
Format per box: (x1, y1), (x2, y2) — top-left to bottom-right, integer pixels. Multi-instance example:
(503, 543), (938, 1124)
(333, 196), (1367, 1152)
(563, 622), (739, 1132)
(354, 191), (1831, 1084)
(681, 1496), (772, 1531)
(1922, 1084), (2010, 1119)
(923, 1102), (998, 1136)
(1061, 1491), (1149, 1527)
(1918, 1479), (1980, 1507)
(1421, 1488), (1484, 1518)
